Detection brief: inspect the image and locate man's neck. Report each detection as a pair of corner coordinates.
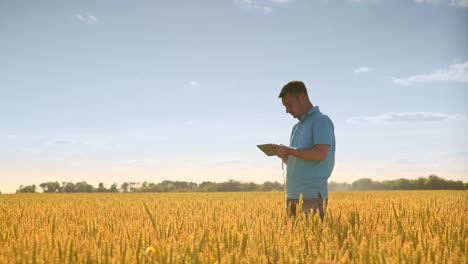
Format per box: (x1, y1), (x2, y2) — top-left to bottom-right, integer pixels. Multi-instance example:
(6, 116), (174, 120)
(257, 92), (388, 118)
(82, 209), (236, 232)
(297, 104), (314, 120)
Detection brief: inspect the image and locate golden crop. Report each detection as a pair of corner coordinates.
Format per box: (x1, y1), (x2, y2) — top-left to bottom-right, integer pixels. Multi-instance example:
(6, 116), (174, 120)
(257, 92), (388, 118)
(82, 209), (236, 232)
(0, 191), (466, 263)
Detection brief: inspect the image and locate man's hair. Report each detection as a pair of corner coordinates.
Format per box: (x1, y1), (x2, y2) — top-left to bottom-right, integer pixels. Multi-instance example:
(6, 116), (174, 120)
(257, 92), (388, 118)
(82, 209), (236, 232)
(278, 81), (308, 98)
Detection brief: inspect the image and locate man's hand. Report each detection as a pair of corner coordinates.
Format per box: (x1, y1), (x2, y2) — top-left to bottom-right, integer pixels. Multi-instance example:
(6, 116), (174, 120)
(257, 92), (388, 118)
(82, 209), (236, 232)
(272, 144), (291, 159)
(273, 144), (330, 162)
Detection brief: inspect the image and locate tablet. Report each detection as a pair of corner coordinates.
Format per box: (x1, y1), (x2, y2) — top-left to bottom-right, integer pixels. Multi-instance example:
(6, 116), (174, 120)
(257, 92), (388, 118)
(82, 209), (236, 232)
(256, 144), (279, 156)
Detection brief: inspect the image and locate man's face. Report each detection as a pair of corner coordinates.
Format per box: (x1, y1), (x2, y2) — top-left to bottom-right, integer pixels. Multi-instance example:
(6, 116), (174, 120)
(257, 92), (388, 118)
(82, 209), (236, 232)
(281, 93), (304, 118)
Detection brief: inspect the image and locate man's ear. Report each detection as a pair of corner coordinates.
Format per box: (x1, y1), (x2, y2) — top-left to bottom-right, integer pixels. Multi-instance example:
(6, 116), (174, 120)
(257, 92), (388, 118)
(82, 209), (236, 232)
(299, 93), (307, 102)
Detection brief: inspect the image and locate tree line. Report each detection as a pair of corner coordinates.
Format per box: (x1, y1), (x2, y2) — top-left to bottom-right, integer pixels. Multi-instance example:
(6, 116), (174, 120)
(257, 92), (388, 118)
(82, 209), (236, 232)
(15, 180), (283, 193)
(14, 175), (466, 193)
(329, 175), (466, 191)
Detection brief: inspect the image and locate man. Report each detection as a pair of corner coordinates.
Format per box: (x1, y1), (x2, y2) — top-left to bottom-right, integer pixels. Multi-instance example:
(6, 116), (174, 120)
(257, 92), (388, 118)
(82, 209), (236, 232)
(272, 81), (335, 221)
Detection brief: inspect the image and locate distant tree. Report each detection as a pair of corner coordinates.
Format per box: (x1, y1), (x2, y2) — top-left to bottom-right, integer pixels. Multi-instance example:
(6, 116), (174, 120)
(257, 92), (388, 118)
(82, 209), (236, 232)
(16, 185), (36, 193)
(188, 182), (198, 191)
(414, 177), (426, 190)
(39, 182), (61, 193)
(199, 182), (216, 192)
(339, 175), (466, 191)
(260, 181), (282, 191)
(97, 183), (107, 193)
(75, 182), (94, 192)
(109, 183), (119, 193)
(199, 181), (215, 190)
(14, 175), (467, 194)
(351, 178), (375, 190)
(63, 182), (76, 193)
(173, 181), (188, 190)
(425, 175), (445, 189)
(394, 178), (412, 190)
(139, 183), (160, 192)
(215, 180), (242, 192)
(128, 182), (138, 192)
(242, 182), (259, 191)
(121, 182), (129, 192)
(157, 180), (174, 192)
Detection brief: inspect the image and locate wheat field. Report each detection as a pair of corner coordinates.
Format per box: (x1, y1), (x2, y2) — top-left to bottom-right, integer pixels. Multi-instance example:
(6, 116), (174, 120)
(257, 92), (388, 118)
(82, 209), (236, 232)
(0, 191), (466, 263)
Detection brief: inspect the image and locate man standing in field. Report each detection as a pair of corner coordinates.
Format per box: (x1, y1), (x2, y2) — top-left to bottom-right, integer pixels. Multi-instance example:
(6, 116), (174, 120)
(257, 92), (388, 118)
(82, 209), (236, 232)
(273, 81), (336, 221)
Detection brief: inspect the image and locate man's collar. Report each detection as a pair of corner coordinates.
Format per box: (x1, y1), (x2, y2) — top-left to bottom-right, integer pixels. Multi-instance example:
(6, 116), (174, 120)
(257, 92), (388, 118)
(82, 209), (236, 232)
(298, 106), (320, 122)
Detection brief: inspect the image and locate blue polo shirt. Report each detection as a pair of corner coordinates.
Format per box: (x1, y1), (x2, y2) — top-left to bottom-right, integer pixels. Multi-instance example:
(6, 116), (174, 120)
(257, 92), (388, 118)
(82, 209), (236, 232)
(286, 106), (335, 199)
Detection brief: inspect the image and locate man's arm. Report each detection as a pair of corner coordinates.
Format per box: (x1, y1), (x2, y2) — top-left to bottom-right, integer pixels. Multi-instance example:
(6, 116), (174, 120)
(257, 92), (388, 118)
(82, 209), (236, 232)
(274, 144), (330, 162)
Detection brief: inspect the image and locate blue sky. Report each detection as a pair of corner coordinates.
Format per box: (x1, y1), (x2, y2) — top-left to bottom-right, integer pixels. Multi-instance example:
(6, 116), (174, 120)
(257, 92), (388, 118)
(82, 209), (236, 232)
(1, 0), (467, 193)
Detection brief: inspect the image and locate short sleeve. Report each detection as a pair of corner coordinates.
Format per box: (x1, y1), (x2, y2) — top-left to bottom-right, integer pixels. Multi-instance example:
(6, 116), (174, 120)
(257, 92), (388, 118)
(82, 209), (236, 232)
(312, 116), (334, 146)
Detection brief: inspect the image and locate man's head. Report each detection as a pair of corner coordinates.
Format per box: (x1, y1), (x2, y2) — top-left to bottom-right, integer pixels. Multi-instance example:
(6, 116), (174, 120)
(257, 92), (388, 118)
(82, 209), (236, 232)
(278, 81), (313, 119)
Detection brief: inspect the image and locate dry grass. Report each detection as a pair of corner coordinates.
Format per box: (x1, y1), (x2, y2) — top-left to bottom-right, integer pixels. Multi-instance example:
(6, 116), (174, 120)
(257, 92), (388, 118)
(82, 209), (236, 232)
(0, 191), (466, 263)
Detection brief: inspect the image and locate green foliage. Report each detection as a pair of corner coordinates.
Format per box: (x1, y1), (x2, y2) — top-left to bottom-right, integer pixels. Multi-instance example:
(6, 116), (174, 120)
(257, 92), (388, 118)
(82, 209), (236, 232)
(39, 182), (61, 193)
(120, 182), (129, 192)
(97, 183), (107, 193)
(63, 182), (76, 193)
(36, 181), (95, 193)
(75, 182), (94, 192)
(16, 185), (37, 193)
(109, 183), (119, 193)
(19, 175), (466, 194)
(329, 175), (465, 191)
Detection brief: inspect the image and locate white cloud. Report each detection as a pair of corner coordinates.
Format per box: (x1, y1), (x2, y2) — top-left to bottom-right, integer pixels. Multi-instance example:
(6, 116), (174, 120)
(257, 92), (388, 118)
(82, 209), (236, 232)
(450, 0), (468, 7)
(184, 80), (198, 89)
(394, 61), (468, 86)
(49, 139), (86, 145)
(237, 0), (255, 8)
(353, 67), (373, 74)
(414, 0), (468, 7)
(76, 13), (99, 24)
(346, 112), (463, 124)
(235, 0), (288, 13)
